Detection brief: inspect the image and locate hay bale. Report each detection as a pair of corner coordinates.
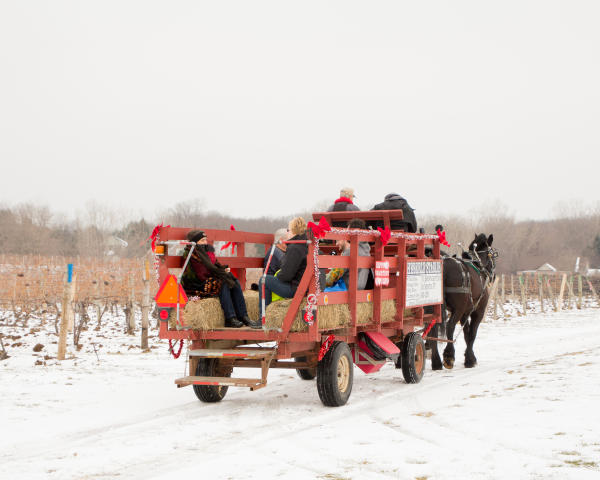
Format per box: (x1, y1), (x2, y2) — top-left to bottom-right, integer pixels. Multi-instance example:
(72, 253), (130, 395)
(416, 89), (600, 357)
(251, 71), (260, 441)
(244, 290), (259, 323)
(170, 289), (414, 333)
(264, 298), (406, 332)
(169, 290), (259, 330)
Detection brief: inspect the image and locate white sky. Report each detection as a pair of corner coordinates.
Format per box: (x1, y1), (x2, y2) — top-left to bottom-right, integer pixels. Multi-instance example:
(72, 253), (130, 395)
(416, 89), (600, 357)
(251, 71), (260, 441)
(1, 1), (599, 222)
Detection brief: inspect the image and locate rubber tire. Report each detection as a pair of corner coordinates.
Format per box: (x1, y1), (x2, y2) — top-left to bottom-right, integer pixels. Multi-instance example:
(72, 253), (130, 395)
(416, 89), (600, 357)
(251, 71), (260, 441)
(193, 358), (230, 403)
(295, 356), (317, 380)
(317, 341), (353, 407)
(401, 332), (425, 384)
(361, 333), (389, 361)
(394, 341), (403, 369)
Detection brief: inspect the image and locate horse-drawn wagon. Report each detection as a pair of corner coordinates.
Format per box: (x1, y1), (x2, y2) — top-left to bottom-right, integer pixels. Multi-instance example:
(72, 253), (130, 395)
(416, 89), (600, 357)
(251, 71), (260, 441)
(154, 210), (444, 406)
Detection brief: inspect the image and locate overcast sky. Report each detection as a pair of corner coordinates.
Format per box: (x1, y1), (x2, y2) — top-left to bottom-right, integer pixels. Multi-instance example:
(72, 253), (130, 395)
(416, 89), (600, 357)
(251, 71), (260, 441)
(1, 1), (598, 223)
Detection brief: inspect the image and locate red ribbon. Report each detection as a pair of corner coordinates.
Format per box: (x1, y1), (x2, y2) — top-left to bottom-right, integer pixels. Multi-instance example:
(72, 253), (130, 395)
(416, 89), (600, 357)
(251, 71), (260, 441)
(377, 227), (391, 247)
(422, 320), (436, 337)
(168, 339), (184, 359)
(220, 225), (237, 254)
(437, 228), (451, 247)
(318, 334), (336, 361)
(307, 217), (331, 239)
(146, 223), (170, 251)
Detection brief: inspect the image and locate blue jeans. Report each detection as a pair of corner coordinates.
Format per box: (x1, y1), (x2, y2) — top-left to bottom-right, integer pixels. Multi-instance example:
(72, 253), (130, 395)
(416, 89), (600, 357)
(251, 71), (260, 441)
(219, 280), (248, 319)
(258, 275), (295, 317)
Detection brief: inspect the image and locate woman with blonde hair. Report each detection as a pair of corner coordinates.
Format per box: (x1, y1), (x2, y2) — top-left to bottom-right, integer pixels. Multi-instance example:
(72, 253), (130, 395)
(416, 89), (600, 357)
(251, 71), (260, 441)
(258, 217), (308, 317)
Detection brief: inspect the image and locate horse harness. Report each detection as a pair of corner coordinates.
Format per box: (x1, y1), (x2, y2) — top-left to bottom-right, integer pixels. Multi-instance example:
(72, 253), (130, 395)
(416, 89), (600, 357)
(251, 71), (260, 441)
(443, 246), (497, 312)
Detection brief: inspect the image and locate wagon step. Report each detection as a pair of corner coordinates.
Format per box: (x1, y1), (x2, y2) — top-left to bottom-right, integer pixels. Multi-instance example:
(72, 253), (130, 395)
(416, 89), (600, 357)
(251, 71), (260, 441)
(175, 376), (266, 391)
(188, 348), (276, 359)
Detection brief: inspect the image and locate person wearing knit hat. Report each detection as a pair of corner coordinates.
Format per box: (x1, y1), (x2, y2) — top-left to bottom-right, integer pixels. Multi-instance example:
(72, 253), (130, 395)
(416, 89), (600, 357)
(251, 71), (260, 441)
(187, 230), (207, 243)
(181, 229), (260, 328)
(327, 187), (360, 212)
(326, 187), (360, 227)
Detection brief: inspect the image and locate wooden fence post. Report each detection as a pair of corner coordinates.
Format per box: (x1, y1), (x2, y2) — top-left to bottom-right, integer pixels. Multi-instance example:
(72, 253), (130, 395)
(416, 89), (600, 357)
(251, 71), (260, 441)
(538, 274), (545, 313)
(519, 275), (527, 316)
(67, 273), (77, 333)
(510, 274), (515, 301)
(546, 276), (557, 312)
(557, 274), (567, 311)
(578, 274), (583, 309)
(501, 274), (505, 305)
(141, 260), (150, 350)
(58, 264), (75, 361)
(126, 275), (135, 335)
(488, 277), (501, 320)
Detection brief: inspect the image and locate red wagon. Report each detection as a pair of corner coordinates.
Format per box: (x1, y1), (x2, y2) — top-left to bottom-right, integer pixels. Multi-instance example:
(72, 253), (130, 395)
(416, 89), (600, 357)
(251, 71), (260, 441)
(155, 210), (443, 406)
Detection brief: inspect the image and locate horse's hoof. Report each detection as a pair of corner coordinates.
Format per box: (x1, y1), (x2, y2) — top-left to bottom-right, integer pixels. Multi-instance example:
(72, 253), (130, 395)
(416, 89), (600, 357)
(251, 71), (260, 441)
(432, 364), (443, 371)
(443, 358), (454, 369)
(464, 360), (477, 368)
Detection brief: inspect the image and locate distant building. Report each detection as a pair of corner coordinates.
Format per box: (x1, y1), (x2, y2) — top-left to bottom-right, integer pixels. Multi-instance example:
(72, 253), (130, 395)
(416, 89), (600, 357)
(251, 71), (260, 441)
(586, 268), (600, 277)
(517, 263), (569, 276)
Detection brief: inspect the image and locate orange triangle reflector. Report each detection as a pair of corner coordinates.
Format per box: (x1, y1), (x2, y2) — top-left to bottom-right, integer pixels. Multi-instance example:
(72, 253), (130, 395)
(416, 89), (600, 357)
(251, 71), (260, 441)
(155, 275), (188, 307)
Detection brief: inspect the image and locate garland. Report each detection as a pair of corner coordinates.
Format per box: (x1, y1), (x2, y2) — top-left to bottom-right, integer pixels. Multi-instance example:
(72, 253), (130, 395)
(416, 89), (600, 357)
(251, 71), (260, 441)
(169, 339), (184, 359)
(306, 226), (441, 313)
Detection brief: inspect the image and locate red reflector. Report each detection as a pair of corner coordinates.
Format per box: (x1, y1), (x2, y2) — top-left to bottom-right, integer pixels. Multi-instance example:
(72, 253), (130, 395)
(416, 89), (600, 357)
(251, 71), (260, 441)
(159, 309), (169, 320)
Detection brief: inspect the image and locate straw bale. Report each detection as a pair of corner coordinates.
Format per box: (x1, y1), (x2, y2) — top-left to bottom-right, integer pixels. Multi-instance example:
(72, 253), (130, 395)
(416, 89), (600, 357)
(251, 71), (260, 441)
(170, 290), (414, 333)
(169, 291), (259, 330)
(264, 298), (406, 332)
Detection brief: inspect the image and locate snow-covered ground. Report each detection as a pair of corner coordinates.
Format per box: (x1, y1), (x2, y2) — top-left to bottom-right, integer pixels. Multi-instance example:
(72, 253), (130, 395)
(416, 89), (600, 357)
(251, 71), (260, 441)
(1, 304), (600, 479)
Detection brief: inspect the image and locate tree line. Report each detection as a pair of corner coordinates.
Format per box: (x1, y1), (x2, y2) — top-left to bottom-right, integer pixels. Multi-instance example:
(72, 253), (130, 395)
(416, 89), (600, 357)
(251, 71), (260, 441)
(1, 200), (599, 275)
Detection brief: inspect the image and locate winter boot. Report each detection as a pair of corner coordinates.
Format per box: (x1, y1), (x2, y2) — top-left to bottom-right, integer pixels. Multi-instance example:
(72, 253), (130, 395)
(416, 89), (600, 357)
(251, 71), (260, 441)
(240, 315), (262, 329)
(225, 317), (243, 328)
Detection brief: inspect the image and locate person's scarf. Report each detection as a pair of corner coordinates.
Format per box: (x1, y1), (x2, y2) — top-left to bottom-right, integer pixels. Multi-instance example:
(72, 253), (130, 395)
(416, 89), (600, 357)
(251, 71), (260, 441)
(188, 245), (237, 288)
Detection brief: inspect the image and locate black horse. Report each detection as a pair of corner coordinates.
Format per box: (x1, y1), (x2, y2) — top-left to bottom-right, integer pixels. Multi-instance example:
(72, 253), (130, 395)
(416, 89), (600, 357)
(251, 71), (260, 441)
(428, 233), (498, 370)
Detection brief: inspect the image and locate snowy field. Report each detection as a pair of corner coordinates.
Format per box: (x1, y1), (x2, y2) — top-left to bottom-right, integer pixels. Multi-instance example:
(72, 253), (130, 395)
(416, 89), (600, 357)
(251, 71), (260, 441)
(2, 303), (600, 480)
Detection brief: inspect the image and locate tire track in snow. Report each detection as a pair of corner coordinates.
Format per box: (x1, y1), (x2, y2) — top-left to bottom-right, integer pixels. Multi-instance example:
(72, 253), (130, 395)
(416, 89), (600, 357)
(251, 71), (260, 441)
(5, 312), (600, 479)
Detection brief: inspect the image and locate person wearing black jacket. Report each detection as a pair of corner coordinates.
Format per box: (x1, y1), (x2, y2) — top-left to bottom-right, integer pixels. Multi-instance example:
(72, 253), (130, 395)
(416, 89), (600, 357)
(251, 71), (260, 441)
(371, 193), (417, 232)
(258, 217), (308, 317)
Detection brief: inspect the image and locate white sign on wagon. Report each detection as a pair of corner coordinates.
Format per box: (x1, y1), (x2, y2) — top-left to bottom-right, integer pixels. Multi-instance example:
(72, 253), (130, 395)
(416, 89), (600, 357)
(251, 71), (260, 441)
(405, 260), (443, 307)
(374, 261), (390, 287)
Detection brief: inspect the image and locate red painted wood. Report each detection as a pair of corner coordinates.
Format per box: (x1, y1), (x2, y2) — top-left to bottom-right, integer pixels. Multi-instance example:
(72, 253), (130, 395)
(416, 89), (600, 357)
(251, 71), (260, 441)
(373, 237), (384, 332)
(156, 219), (444, 362)
(364, 331), (400, 354)
(348, 235), (358, 331)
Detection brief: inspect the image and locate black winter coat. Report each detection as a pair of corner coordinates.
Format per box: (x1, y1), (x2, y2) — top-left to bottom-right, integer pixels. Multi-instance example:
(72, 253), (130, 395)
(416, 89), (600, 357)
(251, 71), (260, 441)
(372, 195), (417, 232)
(277, 233), (308, 292)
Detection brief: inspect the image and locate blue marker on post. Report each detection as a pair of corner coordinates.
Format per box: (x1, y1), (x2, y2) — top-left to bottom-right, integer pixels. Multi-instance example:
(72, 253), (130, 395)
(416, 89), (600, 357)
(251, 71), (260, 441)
(67, 264), (73, 283)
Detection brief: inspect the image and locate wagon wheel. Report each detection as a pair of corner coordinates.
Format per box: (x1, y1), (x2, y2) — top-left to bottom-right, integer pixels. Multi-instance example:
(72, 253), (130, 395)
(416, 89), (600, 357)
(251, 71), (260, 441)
(193, 358), (232, 403)
(401, 332), (425, 384)
(316, 341), (353, 407)
(295, 356), (317, 380)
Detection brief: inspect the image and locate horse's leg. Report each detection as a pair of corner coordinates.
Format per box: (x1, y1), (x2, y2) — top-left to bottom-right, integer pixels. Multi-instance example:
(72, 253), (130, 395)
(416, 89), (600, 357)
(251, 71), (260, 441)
(443, 306), (463, 369)
(464, 307), (484, 368)
(428, 323), (443, 370)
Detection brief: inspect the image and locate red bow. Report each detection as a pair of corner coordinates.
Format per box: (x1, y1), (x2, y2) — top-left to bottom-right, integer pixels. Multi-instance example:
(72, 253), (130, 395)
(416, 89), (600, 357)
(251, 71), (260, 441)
(146, 223), (170, 251)
(437, 228), (451, 247)
(307, 217), (331, 239)
(377, 227), (391, 247)
(220, 225), (237, 254)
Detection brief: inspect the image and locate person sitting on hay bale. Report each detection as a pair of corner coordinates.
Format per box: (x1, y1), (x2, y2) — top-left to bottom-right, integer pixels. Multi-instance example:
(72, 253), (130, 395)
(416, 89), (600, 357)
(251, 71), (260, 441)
(258, 217), (308, 317)
(326, 218), (371, 291)
(181, 230), (261, 329)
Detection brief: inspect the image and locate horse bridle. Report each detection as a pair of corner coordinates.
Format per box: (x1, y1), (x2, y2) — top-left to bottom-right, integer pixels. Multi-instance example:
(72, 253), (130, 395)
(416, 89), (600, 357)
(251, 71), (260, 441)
(472, 243), (498, 283)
